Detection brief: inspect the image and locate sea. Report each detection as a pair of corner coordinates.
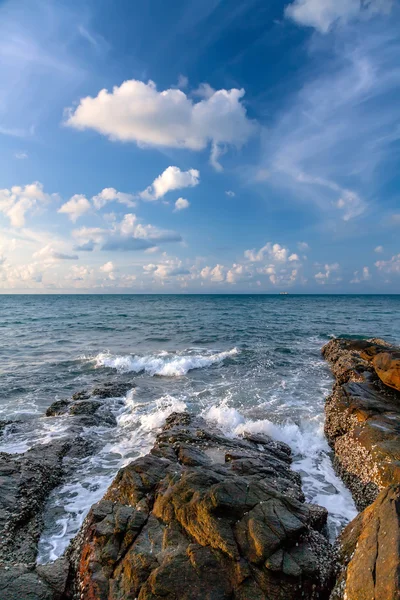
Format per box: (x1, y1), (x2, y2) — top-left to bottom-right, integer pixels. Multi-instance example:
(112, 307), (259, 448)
(0, 294), (399, 564)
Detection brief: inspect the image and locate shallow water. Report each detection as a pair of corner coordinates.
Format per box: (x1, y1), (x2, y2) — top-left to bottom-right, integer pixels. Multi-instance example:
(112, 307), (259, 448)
(0, 294), (399, 563)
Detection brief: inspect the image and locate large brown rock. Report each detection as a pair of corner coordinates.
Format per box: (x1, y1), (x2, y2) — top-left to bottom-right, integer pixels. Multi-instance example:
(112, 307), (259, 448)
(322, 338), (400, 510)
(67, 412), (335, 600)
(373, 351), (400, 392)
(331, 484), (400, 600)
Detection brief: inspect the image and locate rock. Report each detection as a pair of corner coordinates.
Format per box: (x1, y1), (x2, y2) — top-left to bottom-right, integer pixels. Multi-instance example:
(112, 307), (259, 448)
(45, 399), (70, 417)
(36, 557), (70, 598)
(373, 351), (400, 392)
(91, 381), (134, 399)
(331, 484), (400, 600)
(0, 437), (94, 566)
(67, 412), (335, 600)
(322, 338), (400, 510)
(0, 564), (54, 600)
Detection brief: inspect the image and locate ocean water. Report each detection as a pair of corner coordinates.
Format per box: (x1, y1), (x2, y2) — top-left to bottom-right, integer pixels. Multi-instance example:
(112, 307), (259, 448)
(0, 294), (399, 563)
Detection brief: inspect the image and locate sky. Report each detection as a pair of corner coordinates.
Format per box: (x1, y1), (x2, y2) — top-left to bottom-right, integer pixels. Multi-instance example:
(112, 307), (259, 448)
(0, 0), (399, 293)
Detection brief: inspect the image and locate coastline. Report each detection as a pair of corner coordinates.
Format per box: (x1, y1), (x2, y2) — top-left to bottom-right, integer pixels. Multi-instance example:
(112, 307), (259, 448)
(0, 335), (399, 598)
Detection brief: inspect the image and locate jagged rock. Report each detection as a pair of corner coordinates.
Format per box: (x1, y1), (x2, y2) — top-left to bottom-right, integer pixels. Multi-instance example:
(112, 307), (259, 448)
(331, 484), (400, 600)
(322, 338), (400, 510)
(67, 412), (334, 600)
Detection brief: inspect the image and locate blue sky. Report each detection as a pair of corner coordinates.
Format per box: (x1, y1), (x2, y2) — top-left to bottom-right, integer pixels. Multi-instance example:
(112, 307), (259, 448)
(0, 0), (399, 293)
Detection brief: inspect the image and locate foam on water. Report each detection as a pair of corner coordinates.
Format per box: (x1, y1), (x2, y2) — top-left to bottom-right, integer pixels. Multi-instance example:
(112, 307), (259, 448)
(92, 347), (239, 376)
(37, 391), (187, 563)
(203, 401), (357, 538)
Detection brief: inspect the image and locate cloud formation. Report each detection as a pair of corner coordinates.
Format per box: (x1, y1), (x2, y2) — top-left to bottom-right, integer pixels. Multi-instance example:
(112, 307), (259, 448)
(58, 194), (91, 222)
(0, 182), (56, 227)
(285, 0), (393, 33)
(72, 213), (182, 253)
(140, 166), (199, 201)
(65, 79), (256, 169)
(174, 198), (190, 211)
(33, 244), (78, 261)
(92, 188), (136, 209)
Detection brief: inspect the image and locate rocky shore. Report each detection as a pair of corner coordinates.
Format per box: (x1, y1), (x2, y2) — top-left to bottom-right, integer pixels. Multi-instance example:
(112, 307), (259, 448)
(322, 337), (400, 600)
(1, 338), (399, 600)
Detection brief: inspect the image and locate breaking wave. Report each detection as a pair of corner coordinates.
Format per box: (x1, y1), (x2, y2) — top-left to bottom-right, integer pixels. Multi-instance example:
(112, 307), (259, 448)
(91, 347), (239, 376)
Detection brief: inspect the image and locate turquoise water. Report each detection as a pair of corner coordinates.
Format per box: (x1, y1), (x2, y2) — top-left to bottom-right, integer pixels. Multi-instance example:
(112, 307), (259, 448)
(0, 294), (399, 562)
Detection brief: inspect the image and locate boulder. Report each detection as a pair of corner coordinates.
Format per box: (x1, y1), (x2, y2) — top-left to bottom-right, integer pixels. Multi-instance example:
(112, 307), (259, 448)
(67, 412), (335, 600)
(322, 338), (400, 510)
(331, 484), (400, 600)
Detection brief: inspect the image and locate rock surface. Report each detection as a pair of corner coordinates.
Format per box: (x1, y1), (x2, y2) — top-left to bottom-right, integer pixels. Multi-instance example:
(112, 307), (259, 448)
(67, 412), (335, 600)
(373, 350), (400, 392)
(331, 484), (400, 600)
(322, 338), (400, 510)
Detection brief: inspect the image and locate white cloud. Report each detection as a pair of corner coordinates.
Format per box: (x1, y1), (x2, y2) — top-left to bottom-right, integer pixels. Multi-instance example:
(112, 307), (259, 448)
(200, 264), (225, 282)
(0, 182), (55, 227)
(72, 213), (182, 253)
(99, 261), (116, 280)
(174, 198), (190, 211)
(58, 194), (91, 222)
(15, 151), (28, 159)
(225, 190), (235, 197)
(245, 242), (290, 263)
(315, 263), (341, 284)
(143, 257), (190, 279)
(140, 166), (200, 201)
(92, 187), (136, 209)
(375, 254), (400, 274)
(65, 79), (256, 169)
(285, 0), (393, 33)
(374, 245), (384, 253)
(33, 244), (78, 261)
(350, 266), (371, 283)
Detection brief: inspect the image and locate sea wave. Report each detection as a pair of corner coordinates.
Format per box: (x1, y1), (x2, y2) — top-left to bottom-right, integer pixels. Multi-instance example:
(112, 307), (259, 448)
(91, 347), (239, 376)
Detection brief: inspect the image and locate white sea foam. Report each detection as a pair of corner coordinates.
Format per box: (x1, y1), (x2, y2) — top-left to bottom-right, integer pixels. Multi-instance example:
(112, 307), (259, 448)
(203, 401), (357, 538)
(37, 391), (187, 563)
(92, 347), (238, 376)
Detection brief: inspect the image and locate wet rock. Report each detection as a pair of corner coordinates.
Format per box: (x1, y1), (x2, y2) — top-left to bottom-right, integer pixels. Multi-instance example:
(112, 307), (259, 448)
(71, 391), (90, 401)
(67, 412), (335, 600)
(91, 381), (134, 399)
(46, 399), (71, 417)
(0, 437), (94, 566)
(322, 338), (400, 510)
(331, 484), (400, 600)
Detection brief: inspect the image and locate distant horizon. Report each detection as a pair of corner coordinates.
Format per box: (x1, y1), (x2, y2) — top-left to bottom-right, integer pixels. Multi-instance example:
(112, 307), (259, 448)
(0, 292), (399, 297)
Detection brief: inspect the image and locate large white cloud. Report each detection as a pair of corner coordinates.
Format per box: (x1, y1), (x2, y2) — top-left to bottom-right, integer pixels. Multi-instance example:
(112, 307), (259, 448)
(0, 182), (56, 227)
(140, 166), (199, 201)
(65, 79), (256, 169)
(285, 0), (393, 33)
